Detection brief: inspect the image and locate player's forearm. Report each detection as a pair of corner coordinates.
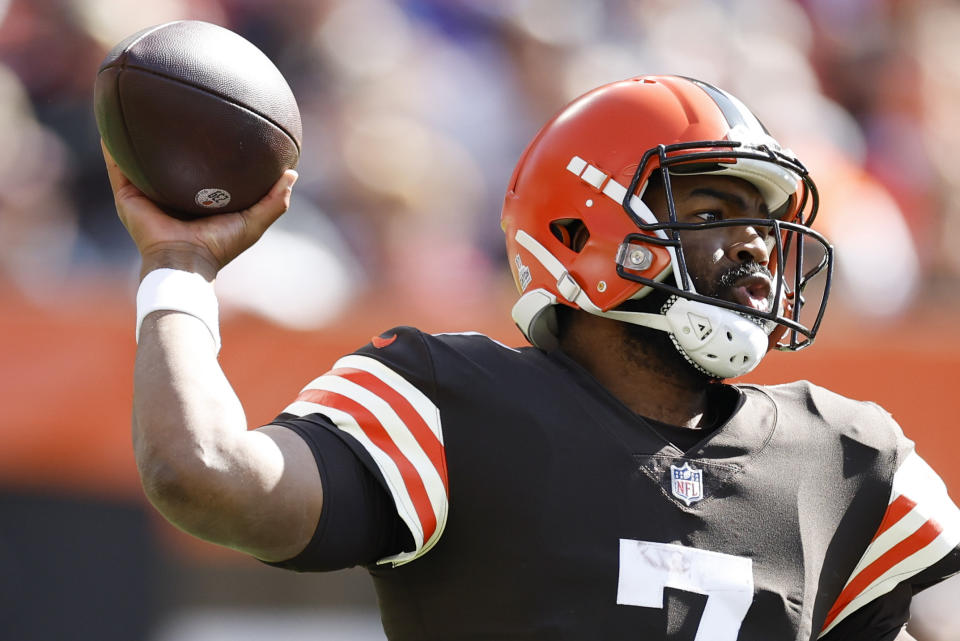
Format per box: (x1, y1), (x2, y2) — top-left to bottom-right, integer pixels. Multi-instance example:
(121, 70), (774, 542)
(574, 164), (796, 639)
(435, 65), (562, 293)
(133, 310), (249, 528)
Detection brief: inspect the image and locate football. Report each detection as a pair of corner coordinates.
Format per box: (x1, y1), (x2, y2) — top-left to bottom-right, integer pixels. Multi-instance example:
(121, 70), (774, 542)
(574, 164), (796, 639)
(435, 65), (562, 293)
(94, 20), (302, 217)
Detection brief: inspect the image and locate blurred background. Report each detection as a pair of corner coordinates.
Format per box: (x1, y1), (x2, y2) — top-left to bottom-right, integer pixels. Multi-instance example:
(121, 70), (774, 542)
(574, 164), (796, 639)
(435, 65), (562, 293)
(1, 0), (959, 638)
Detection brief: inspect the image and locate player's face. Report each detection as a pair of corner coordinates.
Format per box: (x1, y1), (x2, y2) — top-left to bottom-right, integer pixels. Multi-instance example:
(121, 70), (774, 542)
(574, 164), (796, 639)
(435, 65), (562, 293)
(643, 174), (776, 313)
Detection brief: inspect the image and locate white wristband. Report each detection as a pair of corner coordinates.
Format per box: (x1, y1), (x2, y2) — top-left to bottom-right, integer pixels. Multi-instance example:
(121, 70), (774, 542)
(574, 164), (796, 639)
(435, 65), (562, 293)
(136, 268), (221, 353)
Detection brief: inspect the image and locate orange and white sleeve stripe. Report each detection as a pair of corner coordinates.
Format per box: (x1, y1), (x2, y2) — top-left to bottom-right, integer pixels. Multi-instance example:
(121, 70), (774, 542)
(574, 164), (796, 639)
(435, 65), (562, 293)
(819, 451), (960, 636)
(281, 354), (449, 567)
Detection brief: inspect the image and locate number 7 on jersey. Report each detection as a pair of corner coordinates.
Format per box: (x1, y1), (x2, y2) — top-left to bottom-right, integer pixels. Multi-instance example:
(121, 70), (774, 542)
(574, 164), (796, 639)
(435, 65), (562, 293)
(617, 539), (754, 641)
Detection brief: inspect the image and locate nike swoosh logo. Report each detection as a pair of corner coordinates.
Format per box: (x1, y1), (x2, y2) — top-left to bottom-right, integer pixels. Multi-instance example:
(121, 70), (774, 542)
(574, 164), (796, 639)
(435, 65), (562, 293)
(371, 334), (398, 349)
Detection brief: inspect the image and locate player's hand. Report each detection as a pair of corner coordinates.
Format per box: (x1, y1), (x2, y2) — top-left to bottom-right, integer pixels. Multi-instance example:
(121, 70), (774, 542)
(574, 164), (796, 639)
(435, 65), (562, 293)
(103, 140), (298, 281)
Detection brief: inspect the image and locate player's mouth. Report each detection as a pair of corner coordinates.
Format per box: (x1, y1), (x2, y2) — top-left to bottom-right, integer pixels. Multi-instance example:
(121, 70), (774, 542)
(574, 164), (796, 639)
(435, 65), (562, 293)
(729, 273), (772, 313)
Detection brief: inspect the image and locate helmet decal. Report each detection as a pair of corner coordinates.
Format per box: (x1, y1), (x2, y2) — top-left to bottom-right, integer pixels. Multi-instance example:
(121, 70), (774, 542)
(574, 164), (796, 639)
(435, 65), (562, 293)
(514, 254), (532, 292)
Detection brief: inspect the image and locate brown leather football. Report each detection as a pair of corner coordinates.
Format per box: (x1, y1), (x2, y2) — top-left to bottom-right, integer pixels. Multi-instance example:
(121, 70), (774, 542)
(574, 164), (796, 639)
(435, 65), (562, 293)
(94, 20), (301, 217)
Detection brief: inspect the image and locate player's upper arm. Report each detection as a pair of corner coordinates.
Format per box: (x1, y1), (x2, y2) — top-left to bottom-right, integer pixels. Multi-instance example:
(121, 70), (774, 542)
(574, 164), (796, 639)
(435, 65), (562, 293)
(144, 423), (324, 563)
(247, 424), (326, 561)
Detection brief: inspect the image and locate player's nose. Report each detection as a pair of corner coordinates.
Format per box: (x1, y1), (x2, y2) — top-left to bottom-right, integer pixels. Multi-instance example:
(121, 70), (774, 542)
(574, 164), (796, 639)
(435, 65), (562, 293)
(725, 225), (770, 265)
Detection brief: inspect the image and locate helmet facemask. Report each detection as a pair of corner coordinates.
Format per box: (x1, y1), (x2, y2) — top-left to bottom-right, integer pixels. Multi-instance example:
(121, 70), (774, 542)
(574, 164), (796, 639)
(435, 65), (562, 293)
(503, 75), (835, 380)
(612, 141), (834, 377)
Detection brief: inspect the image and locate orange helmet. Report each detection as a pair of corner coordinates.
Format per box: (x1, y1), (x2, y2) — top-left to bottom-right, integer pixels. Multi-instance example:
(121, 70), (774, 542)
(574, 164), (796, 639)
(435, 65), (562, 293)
(501, 75), (832, 378)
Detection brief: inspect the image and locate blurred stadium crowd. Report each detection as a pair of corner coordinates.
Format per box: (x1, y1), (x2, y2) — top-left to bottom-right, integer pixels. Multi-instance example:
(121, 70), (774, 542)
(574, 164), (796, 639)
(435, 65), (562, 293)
(2, 1), (960, 640)
(2, 0), (960, 326)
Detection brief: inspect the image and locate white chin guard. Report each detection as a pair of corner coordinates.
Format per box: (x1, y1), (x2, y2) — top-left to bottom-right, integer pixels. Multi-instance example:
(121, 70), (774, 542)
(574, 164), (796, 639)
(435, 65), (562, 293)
(512, 286), (771, 379)
(662, 297), (769, 379)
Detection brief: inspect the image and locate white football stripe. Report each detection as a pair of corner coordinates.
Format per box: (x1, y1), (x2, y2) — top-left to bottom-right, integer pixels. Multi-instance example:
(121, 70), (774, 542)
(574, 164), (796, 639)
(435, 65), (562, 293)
(845, 452), (960, 580)
(330, 354), (444, 444)
(894, 450), (955, 508)
(891, 451), (960, 546)
(819, 451), (960, 636)
(286, 397), (447, 566)
(821, 531), (959, 636)
(299, 374), (447, 521)
(283, 400), (331, 417)
(283, 357), (448, 566)
(291, 401), (425, 548)
(842, 504), (929, 582)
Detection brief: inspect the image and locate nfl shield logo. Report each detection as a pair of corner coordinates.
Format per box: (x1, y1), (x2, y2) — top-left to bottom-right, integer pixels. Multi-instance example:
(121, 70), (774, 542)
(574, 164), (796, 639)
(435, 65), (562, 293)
(670, 462), (704, 506)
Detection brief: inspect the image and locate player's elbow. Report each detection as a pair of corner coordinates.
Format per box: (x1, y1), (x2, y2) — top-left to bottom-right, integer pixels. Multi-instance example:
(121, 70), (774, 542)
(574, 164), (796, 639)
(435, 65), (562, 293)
(134, 426), (238, 523)
(137, 448), (210, 523)
(133, 422), (231, 518)
(136, 448), (250, 552)
(133, 427), (318, 561)
(133, 437), (298, 559)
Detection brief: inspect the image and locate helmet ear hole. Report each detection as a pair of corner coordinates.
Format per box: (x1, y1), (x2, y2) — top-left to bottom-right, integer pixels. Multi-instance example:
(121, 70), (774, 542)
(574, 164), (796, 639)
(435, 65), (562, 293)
(550, 219), (590, 252)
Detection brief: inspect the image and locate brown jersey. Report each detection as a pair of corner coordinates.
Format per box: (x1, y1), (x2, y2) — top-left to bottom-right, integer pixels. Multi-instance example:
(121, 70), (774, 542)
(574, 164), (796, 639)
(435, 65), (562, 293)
(271, 327), (960, 640)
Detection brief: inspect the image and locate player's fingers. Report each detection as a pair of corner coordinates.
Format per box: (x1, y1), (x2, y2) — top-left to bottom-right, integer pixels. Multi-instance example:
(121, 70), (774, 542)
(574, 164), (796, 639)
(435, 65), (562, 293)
(101, 140), (154, 211)
(101, 140), (132, 195)
(242, 170), (298, 237)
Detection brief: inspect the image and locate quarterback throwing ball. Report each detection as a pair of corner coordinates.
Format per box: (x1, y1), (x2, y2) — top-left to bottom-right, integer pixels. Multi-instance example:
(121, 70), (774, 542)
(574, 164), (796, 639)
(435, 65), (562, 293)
(108, 74), (960, 640)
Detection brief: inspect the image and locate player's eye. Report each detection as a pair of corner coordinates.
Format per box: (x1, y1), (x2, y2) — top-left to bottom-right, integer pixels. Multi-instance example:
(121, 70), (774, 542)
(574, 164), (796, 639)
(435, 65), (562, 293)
(695, 211), (722, 223)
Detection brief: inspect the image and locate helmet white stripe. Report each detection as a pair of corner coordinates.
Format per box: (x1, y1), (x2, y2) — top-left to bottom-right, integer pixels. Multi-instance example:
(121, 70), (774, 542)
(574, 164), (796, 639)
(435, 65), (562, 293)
(514, 230), (669, 330)
(567, 155), (662, 227)
(515, 229), (567, 281)
(565, 155), (686, 292)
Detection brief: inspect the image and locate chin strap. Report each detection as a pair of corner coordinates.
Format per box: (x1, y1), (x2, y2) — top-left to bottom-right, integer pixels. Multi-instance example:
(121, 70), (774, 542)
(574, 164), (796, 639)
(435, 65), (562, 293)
(512, 231), (768, 379)
(659, 296), (769, 379)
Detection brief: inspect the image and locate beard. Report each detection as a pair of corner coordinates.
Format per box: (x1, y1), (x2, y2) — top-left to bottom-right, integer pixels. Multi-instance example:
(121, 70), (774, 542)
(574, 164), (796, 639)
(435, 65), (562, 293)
(617, 288), (716, 384)
(698, 261), (775, 313)
(617, 260), (774, 382)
